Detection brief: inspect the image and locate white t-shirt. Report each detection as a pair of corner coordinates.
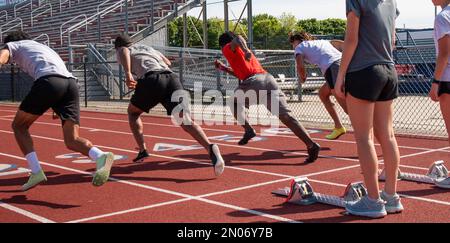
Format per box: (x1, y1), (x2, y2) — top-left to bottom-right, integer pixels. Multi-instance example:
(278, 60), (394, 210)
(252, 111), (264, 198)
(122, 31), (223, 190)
(294, 40), (342, 74)
(5, 40), (74, 80)
(434, 5), (450, 82)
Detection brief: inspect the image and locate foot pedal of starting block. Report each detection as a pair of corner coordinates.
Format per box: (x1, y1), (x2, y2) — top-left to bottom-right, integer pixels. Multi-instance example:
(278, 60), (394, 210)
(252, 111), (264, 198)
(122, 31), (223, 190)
(379, 161), (449, 184)
(271, 177), (367, 208)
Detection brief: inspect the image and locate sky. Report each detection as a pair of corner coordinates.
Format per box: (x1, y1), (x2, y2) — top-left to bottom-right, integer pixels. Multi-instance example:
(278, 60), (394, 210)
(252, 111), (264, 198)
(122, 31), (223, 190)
(189, 0), (439, 29)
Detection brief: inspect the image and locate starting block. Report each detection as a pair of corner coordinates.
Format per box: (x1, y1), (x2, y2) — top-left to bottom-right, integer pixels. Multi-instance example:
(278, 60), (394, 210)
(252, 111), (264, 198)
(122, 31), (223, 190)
(0, 164), (17, 173)
(272, 177), (367, 208)
(379, 160), (449, 184)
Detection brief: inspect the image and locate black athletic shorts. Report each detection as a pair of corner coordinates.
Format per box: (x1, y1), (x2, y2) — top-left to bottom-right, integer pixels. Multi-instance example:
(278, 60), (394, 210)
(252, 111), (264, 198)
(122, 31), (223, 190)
(19, 75), (80, 124)
(324, 61), (340, 89)
(438, 81), (450, 96)
(345, 64), (399, 102)
(131, 71), (188, 116)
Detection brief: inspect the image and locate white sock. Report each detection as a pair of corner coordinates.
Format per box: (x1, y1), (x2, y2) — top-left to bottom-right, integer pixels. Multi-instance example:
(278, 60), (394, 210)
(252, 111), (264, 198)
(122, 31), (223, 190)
(25, 152), (42, 174)
(88, 147), (105, 161)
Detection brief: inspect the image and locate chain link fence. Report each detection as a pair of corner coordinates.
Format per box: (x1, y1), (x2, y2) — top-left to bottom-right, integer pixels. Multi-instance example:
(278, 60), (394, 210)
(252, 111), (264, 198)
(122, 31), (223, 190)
(0, 44), (446, 139)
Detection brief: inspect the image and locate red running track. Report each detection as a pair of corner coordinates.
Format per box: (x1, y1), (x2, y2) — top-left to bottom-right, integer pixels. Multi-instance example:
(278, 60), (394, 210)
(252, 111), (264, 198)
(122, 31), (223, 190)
(0, 104), (449, 223)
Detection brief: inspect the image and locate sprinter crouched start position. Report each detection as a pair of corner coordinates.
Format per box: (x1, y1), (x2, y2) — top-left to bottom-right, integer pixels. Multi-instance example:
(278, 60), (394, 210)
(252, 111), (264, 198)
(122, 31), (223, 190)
(114, 34), (225, 176)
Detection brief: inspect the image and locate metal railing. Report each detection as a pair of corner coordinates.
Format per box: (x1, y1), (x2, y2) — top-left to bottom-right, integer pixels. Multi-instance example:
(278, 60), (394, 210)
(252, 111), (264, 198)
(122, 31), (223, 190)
(59, 0), (79, 12)
(59, 14), (87, 45)
(0, 17), (23, 42)
(13, 0), (34, 18)
(33, 33), (49, 46)
(132, 0), (201, 44)
(30, 1), (52, 27)
(86, 43), (123, 97)
(97, 0), (133, 14)
(0, 10), (8, 21)
(61, 0), (133, 47)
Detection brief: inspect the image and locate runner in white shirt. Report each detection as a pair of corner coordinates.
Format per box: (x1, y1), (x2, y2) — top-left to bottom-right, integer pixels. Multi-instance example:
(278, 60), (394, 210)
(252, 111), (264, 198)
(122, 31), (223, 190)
(289, 31), (348, 140)
(429, 0), (450, 189)
(0, 31), (115, 191)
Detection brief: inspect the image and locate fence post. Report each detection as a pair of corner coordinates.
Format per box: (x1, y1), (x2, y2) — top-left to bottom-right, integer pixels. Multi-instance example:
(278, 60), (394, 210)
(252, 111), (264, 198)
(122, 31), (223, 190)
(216, 53), (221, 92)
(297, 82), (302, 102)
(119, 65), (124, 100)
(179, 49), (184, 84)
(84, 62), (88, 108)
(10, 64), (15, 102)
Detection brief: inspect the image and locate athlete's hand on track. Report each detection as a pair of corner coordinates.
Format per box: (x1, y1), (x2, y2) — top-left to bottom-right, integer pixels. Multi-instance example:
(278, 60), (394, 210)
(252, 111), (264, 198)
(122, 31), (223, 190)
(429, 83), (439, 102)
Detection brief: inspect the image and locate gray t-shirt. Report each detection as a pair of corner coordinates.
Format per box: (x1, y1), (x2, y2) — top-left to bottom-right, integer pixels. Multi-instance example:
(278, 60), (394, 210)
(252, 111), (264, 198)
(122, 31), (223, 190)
(128, 44), (171, 79)
(434, 5), (450, 82)
(5, 40), (74, 80)
(346, 0), (400, 72)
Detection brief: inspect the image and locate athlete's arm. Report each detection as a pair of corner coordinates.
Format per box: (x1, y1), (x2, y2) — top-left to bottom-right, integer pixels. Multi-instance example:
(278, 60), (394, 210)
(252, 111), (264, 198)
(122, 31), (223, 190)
(430, 35), (450, 101)
(231, 35), (252, 61)
(330, 40), (344, 52)
(0, 48), (10, 65)
(160, 54), (172, 66)
(214, 59), (236, 77)
(116, 47), (137, 89)
(335, 11), (360, 99)
(156, 50), (172, 66)
(295, 55), (307, 84)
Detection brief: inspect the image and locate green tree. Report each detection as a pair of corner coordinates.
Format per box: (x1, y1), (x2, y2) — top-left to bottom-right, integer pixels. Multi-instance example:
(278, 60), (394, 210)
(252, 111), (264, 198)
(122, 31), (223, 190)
(252, 14), (282, 49)
(207, 17), (224, 49)
(296, 18), (346, 37)
(168, 16), (204, 47)
(279, 12), (299, 33)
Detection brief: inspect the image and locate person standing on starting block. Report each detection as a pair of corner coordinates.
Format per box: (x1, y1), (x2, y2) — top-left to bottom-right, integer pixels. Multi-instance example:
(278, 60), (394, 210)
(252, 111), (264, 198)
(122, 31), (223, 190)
(0, 31), (115, 190)
(335, 0), (403, 218)
(430, 0), (450, 189)
(289, 31), (348, 140)
(215, 32), (320, 163)
(114, 34), (225, 176)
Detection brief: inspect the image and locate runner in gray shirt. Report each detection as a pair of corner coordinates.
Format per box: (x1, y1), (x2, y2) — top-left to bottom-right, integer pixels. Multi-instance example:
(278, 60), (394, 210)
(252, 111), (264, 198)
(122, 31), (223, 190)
(0, 31), (115, 191)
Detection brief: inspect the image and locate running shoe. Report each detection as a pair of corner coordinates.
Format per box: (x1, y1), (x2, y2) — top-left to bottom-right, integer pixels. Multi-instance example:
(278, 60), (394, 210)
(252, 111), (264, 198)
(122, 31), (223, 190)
(133, 149), (150, 163)
(209, 144), (225, 176)
(22, 169), (47, 191)
(92, 152), (115, 187)
(325, 127), (346, 140)
(380, 191), (404, 213)
(345, 195), (387, 218)
(304, 143), (320, 163)
(238, 129), (256, 145)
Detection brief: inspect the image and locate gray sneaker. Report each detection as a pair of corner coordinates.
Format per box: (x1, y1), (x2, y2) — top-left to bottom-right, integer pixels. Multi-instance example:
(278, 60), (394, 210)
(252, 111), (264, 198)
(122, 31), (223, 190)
(380, 191), (404, 214)
(345, 195), (387, 218)
(435, 177), (450, 189)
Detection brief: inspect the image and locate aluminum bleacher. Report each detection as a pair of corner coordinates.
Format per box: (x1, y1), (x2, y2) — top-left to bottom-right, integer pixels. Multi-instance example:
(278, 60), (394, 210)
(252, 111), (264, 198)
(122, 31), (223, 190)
(0, 0), (189, 62)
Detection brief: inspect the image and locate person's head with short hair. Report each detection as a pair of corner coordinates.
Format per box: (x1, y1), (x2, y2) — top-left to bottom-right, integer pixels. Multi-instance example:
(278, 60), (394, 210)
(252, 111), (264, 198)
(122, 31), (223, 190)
(4, 30), (30, 44)
(114, 34), (133, 49)
(219, 31), (236, 49)
(288, 31), (315, 49)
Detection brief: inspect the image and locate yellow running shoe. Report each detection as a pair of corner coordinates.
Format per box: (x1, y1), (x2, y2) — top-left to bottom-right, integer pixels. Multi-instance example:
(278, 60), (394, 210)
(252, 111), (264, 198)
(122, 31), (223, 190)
(22, 169), (47, 191)
(325, 127), (346, 140)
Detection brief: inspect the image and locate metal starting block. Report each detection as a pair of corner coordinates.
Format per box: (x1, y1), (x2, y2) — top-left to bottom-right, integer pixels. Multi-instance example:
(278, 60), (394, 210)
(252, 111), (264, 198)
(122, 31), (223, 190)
(272, 177), (367, 208)
(379, 160), (449, 184)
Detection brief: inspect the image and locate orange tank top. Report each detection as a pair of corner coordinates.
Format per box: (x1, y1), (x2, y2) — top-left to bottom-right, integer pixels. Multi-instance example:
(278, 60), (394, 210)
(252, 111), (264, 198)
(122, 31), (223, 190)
(222, 43), (266, 81)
